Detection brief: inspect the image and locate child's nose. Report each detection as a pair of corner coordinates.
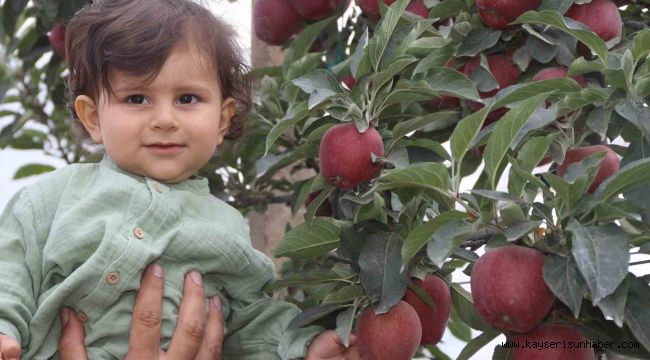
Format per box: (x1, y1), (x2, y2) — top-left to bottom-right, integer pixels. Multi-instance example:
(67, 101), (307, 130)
(150, 104), (179, 130)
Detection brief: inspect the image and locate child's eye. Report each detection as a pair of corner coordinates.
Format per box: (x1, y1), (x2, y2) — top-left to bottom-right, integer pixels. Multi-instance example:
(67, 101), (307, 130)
(126, 95), (148, 104)
(178, 94), (199, 104)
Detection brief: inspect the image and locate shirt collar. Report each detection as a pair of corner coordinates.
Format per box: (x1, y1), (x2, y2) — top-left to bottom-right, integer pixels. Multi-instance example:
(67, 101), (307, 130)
(100, 154), (210, 195)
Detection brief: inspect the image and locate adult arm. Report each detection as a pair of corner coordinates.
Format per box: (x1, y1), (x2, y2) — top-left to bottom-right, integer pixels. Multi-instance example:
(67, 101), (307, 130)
(58, 264), (225, 360)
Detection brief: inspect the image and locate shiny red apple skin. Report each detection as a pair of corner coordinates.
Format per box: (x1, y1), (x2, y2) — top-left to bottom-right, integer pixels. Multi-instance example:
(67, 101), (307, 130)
(511, 324), (595, 360)
(253, 0), (302, 45)
(556, 145), (620, 193)
(403, 275), (452, 345)
(319, 122), (384, 189)
(471, 245), (555, 333)
(477, 0), (541, 29)
(356, 301), (422, 360)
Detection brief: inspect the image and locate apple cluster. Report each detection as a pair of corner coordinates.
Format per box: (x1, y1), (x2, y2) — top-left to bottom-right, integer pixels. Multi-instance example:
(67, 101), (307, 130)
(356, 275), (452, 359)
(471, 245), (595, 359)
(254, 0), (352, 46)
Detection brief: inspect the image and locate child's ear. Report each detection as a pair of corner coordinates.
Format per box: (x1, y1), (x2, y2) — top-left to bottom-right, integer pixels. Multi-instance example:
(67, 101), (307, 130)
(75, 95), (102, 144)
(216, 97), (236, 145)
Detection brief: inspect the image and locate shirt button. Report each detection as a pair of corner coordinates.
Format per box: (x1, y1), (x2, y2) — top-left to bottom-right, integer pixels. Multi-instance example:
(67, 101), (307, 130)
(106, 272), (120, 285)
(77, 311), (88, 322)
(134, 227), (145, 239)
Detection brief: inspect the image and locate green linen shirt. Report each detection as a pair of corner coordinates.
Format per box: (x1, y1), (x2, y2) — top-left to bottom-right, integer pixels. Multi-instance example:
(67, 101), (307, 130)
(0, 155), (321, 359)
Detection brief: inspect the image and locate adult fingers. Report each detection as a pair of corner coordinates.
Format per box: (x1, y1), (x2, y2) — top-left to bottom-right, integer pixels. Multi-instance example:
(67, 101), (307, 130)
(125, 264), (165, 360)
(57, 308), (89, 360)
(165, 271), (206, 359)
(195, 296), (224, 360)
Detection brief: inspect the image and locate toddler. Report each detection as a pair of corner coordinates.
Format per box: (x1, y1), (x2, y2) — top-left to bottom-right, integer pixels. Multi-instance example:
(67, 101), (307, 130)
(0, 0), (356, 358)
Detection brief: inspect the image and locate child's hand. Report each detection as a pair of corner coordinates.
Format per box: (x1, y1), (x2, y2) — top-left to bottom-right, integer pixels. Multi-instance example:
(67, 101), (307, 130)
(0, 334), (21, 360)
(305, 331), (361, 360)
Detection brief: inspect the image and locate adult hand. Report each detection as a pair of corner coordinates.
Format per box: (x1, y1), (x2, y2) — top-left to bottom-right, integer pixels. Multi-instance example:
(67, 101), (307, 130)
(58, 264), (224, 359)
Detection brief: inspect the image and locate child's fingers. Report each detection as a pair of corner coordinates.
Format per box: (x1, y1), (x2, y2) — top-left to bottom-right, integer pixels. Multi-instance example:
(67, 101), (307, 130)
(0, 334), (21, 360)
(57, 308), (89, 359)
(195, 296), (225, 360)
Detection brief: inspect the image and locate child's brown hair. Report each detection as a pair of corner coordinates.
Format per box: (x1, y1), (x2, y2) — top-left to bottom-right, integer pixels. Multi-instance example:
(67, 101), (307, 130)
(65, 0), (251, 140)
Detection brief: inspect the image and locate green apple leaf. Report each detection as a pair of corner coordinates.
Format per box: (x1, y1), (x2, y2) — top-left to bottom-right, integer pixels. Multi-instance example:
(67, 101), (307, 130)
(543, 254), (588, 318)
(359, 231), (408, 314)
(566, 220), (629, 304)
(402, 210), (468, 264)
(273, 217), (341, 259)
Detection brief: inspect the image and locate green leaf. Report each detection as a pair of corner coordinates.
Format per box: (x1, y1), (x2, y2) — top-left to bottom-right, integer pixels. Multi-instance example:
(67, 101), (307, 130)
(351, 28), (371, 79)
(457, 328), (501, 360)
(322, 285), (365, 305)
(568, 56), (605, 76)
(450, 107), (491, 181)
(288, 304), (344, 329)
(304, 185), (335, 222)
(450, 283), (491, 331)
(543, 254), (587, 318)
(402, 211), (468, 264)
(389, 110), (459, 150)
(426, 220), (473, 267)
(374, 162), (451, 196)
(283, 16), (336, 77)
(513, 10), (608, 64)
(621, 139), (650, 223)
(266, 269), (343, 290)
(264, 102), (309, 155)
(448, 307), (473, 342)
(632, 28), (650, 61)
(368, 0), (409, 71)
(13, 164), (56, 179)
(421, 67), (481, 101)
(492, 78), (581, 109)
(595, 157), (650, 202)
(503, 221), (543, 241)
(292, 70), (345, 109)
(429, 0), (468, 18)
(456, 27), (502, 57)
(556, 87), (611, 116)
(359, 231), (407, 314)
(378, 20), (435, 69)
(508, 134), (556, 196)
(597, 277), (629, 328)
(335, 305), (357, 347)
(566, 220), (630, 303)
(413, 45), (454, 74)
(484, 93), (550, 188)
(273, 218), (341, 259)
(615, 99), (650, 140)
(624, 275), (650, 352)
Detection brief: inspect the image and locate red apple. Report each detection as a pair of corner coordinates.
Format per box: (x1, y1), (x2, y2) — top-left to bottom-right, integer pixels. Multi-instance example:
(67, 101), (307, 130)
(254, 0), (303, 45)
(566, 0), (622, 56)
(403, 275), (451, 345)
(341, 75), (356, 89)
(49, 23), (66, 58)
(319, 122), (384, 189)
(511, 324), (595, 360)
(532, 66), (588, 111)
(532, 66), (587, 87)
(357, 0), (427, 20)
(556, 145), (620, 193)
(291, 0), (350, 20)
(406, 0), (429, 18)
(356, 300), (422, 360)
(477, 0), (541, 29)
(463, 54), (521, 124)
(471, 245), (555, 333)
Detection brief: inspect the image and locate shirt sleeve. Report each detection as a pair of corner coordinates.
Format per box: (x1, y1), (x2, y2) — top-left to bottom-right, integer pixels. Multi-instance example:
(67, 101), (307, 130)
(217, 221), (323, 359)
(0, 189), (42, 346)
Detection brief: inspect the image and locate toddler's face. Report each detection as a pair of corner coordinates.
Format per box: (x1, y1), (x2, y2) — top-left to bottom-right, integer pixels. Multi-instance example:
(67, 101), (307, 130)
(77, 46), (234, 183)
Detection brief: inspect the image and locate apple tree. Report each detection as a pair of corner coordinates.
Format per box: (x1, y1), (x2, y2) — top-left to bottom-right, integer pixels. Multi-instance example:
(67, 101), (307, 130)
(251, 0), (650, 359)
